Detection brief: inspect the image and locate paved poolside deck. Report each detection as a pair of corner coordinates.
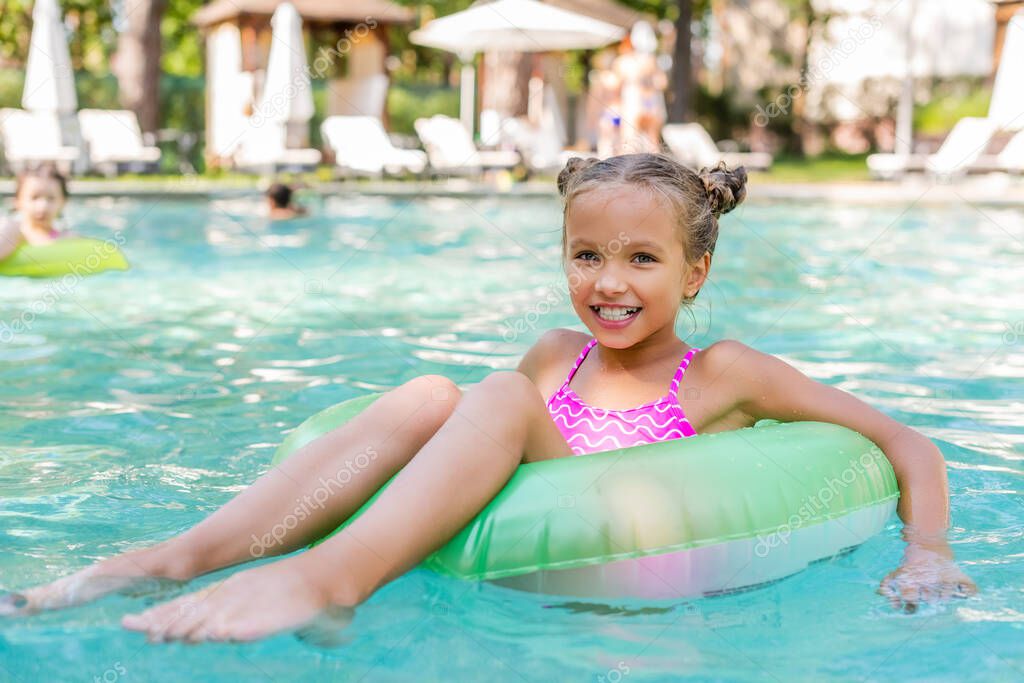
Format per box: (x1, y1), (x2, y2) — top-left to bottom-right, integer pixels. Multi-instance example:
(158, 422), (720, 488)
(3, 175), (1024, 205)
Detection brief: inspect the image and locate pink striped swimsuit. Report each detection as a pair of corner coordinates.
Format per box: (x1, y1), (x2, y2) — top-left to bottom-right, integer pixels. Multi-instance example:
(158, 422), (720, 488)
(547, 338), (701, 456)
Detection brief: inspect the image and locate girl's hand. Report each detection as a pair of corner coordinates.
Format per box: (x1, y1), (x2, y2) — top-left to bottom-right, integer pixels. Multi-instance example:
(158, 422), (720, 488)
(0, 216), (21, 261)
(878, 541), (977, 612)
(704, 341), (975, 612)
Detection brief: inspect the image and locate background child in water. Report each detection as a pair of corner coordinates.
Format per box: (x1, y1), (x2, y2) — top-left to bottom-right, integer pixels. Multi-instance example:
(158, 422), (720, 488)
(265, 182), (307, 220)
(1, 153), (974, 642)
(0, 164), (69, 260)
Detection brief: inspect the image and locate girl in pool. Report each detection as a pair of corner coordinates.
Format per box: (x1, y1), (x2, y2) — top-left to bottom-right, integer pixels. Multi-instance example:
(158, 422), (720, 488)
(1, 153), (975, 642)
(0, 164), (69, 261)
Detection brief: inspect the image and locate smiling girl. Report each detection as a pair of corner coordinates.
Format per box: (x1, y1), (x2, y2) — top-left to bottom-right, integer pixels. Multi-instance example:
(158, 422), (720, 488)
(1, 153), (974, 642)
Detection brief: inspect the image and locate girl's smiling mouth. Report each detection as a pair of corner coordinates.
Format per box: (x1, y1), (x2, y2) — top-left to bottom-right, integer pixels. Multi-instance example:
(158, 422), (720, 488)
(590, 305), (642, 324)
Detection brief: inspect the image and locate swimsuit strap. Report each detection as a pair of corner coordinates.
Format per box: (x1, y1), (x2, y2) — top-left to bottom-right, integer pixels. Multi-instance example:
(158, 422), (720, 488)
(565, 339), (700, 401)
(667, 347), (701, 402)
(563, 338), (598, 387)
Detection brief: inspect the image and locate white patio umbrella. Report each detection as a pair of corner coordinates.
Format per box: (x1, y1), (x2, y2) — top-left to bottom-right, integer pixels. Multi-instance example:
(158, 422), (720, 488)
(257, 2), (314, 130)
(810, 0), (995, 154)
(22, 0), (77, 115)
(410, 0), (624, 134)
(411, 0), (624, 53)
(208, 23), (247, 158)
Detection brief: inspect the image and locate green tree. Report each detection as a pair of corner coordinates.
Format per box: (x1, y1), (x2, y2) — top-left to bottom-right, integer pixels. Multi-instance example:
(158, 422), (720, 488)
(0, 0), (115, 68)
(669, 0), (693, 122)
(114, 0), (166, 133)
(1, 0), (203, 131)
(161, 0), (204, 77)
(617, 1), (710, 123)
(774, 0), (837, 154)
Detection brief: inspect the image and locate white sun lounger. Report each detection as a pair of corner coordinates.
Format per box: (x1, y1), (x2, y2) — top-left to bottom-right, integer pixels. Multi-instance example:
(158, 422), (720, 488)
(972, 129), (1024, 174)
(662, 123), (772, 171)
(924, 117), (999, 176)
(413, 115), (520, 176)
(0, 108), (79, 174)
(233, 120), (321, 173)
(499, 116), (578, 174)
(867, 117), (998, 179)
(868, 11), (1023, 180)
(77, 109), (161, 176)
(321, 115), (427, 177)
(864, 152), (929, 180)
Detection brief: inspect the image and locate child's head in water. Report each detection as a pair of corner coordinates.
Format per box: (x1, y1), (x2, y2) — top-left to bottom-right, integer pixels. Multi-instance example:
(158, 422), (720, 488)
(556, 153), (747, 348)
(265, 182), (307, 220)
(13, 164), (68, 233)
(266, 183), (293, 210)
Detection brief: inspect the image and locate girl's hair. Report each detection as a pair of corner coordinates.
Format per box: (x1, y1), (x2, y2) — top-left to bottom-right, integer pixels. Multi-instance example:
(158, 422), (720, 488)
(15, 164), (69, 199)
(556, 154), (747, 288)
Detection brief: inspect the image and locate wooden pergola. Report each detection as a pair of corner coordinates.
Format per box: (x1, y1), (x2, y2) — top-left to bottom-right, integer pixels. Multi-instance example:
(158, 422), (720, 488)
(193, 0), (415, 70)
(192, 0), (416, 166)
(994, 1), (1024, 69)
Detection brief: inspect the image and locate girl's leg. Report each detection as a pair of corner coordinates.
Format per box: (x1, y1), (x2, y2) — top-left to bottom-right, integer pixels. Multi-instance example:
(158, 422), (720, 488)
(124, 371), (573, 642)
(2, 375), (461, 614)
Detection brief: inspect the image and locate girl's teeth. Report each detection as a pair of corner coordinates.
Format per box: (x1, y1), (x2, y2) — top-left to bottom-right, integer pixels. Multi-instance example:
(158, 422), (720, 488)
(594, 306), (639, 321)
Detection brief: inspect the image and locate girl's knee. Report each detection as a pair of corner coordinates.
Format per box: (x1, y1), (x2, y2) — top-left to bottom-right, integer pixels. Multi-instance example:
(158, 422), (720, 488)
(402, 374), (460, 412)
(475, 371), (536, 400)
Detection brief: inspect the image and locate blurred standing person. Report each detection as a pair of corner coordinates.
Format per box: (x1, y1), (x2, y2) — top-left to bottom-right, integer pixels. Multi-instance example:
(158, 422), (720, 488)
(585, 49), (623, 158)
(614, 21), (668, 153)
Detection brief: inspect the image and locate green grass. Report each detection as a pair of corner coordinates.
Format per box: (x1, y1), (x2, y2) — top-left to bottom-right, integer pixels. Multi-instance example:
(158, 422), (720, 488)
(4, 153), (877, 187)
(915, 87), (991, 136)
(750, 153), (872, 184)
(5, 154), (875, 187)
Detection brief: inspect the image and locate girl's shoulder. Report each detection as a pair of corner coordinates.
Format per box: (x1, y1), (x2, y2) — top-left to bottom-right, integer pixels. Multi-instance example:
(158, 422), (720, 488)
(693, 339), (776, 385)
(515, 328), (591, 396)
(696, 339), (756, 364)
(683, 340), (781, 432)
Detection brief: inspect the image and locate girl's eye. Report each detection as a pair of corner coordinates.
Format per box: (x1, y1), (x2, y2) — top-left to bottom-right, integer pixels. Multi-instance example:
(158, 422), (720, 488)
(633, 253), (656, 264)
(575, 251), (599, 262)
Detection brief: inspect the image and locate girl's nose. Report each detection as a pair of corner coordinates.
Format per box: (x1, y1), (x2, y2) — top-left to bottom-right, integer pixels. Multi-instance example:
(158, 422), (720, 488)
(595, 272), (628, 295)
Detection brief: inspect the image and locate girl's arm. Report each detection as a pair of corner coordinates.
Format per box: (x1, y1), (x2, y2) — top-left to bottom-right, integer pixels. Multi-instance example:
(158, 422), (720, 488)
(705, 340), (976, 609)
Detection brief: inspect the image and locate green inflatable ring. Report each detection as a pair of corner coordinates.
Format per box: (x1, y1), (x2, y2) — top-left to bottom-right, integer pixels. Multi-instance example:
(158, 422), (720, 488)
(272, 393), (900, 598)
(0, 238), (129, 278)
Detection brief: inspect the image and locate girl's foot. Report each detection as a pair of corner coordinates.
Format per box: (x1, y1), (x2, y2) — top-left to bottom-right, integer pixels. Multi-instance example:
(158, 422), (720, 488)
(121, 555), (355, 643)
(0, 544), (194, 616)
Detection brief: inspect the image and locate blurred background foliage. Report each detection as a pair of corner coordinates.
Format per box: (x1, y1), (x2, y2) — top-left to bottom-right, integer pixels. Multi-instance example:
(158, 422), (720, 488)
(0, 0), (993, 173)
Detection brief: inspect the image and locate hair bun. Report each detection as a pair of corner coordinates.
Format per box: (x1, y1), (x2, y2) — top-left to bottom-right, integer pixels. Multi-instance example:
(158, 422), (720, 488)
(698, 162), (748, 217)
(557, 156), (601, 197)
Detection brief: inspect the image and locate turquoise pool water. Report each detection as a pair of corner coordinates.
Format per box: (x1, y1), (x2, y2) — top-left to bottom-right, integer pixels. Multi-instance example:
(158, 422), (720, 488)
(1, 192), (1022, 681)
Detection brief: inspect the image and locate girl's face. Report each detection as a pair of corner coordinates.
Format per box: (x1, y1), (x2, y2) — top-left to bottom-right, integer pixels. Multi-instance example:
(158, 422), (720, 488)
(15, 176), (66, 227)
(563, 184), (707, 348)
